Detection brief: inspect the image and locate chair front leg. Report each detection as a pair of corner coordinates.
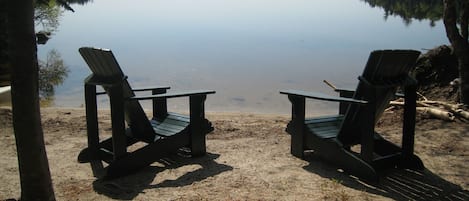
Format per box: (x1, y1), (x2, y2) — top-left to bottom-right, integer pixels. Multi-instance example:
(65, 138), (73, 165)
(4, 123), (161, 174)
(288, 95), (306, 158)
(108, 83), (127, 160)
(84, 83), (100, 160)
(402, 83), (417, 159)
(189, 94), (207, 156)
(359, 87), (376, 163)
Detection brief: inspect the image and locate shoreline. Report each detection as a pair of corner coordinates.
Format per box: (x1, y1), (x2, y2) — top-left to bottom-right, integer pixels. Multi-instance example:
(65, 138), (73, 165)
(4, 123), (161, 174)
(0, 105), (298, 118)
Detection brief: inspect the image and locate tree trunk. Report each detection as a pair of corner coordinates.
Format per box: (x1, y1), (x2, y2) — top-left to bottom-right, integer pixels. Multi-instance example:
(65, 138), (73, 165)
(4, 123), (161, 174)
(443, 0), (469, 105)
(6, 0), (56, 200)
(458, 54), (469, 105)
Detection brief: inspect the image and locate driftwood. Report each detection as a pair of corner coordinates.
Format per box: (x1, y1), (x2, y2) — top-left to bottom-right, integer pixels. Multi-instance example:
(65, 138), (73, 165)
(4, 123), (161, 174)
(417, 107), (455, 121)
(323, 80), (468, 121)
(455, 109), (469, 119)
(390, 99), (468, 121)
(421, 100), (462, 111)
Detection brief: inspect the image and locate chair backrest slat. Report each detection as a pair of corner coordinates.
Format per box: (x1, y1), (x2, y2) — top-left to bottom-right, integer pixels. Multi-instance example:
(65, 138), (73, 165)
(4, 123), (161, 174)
(338, 50), (420, 144)
(80, 47), (155, 138)
(80, 47), (124, 79)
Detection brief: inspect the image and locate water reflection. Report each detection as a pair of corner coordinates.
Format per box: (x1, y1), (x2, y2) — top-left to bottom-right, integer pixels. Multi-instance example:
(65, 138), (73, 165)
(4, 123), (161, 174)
(34, 1), (69, 105)
(35, 0), (94, 43)
(34, 0), (92, 104)
(35, 1), (63, 33)
(38, 49), (69, 105)
(39, 0), (448, 114)
(0, 0), (87, 105)
(62, 0), (93, 6)
(362, 0), (443, 26)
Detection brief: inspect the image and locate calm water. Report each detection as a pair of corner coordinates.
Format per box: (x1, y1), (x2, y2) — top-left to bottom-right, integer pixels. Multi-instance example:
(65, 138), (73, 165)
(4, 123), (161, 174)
(37, 0), (448, 114)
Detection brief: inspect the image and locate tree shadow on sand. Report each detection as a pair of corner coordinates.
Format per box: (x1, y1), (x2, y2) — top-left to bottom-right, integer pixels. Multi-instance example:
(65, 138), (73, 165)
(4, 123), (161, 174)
(303, 153), (469, 201)
(90, 153), (232, 200)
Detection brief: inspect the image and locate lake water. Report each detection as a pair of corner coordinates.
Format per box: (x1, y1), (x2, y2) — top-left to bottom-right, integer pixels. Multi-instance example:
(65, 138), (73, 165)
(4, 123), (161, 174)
(37, 0), (448, 114)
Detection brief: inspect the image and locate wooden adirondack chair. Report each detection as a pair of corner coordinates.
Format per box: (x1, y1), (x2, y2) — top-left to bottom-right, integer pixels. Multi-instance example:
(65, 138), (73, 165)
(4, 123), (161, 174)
(280, 50), (424, 182)
(77, 47), (215, 179)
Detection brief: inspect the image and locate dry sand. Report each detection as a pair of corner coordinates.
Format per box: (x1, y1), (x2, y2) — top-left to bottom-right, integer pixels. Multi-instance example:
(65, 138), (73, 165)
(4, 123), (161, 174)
(1, 107), (468, 200)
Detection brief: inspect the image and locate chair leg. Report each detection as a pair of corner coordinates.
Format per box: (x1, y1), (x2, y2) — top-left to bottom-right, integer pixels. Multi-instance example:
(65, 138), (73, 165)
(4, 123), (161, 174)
(288, 95), (306, 158)
(400, 84), (424, 170)
(402, 84), (416, 159)
(109, 84), (127, 160)
(189, 95), (207, 156)
(359, 86), (376, 163)
(84, 84), (100, 160)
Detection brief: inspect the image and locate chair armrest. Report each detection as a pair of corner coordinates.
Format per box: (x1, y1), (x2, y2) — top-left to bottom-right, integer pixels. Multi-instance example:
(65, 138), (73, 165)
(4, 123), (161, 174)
(129, 89), (215, 100)
(131, 86), (170, 92)
(334, 87), (405, 98)
(280, 89), (367, 104)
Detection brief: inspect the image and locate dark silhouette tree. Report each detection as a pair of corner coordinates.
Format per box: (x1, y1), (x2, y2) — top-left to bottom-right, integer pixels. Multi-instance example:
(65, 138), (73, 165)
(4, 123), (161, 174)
(0, 0), (9, 87)
(6, 0), (56, 200)
(443, 0), (469, 105)
(2, 0), (90, 200)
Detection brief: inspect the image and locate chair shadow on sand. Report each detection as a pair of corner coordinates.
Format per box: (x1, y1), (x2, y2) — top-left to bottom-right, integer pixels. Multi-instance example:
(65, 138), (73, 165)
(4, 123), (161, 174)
(89, 153), (232, 200)
(303, 153), (469, 201)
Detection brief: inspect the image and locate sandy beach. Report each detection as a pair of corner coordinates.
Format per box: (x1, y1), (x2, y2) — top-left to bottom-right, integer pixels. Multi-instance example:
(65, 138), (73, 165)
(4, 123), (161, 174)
(1, 105), (468, 200)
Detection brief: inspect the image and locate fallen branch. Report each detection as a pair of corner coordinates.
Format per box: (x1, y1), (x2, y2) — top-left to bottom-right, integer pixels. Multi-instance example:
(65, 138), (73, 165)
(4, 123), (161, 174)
(455, 109), (469, 119)
(421, 100), (463, 111)
(389, 100), (432, 108)
(384, 106), (396, 112)
(389, 99), (468, 121)
(416, 107), (455, 121)
(417, 91), (428, 101)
